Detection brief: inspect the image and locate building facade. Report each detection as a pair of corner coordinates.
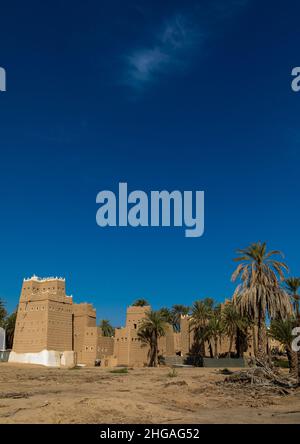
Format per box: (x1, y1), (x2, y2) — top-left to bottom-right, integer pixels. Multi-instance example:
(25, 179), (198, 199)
(13, 276), (73, 354)
(10, 276), (113, 367)
(10, 276), (276, 368)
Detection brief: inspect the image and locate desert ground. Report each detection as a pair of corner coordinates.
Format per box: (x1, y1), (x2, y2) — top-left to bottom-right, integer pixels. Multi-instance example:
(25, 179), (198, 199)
(0, 363), (300, 424)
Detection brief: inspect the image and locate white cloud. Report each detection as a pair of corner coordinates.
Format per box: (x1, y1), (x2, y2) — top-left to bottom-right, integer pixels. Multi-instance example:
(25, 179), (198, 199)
(123, 14), (200, 90)
(122, 1), (249, 91)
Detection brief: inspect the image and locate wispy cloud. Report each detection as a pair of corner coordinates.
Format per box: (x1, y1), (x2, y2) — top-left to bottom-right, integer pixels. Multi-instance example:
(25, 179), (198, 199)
(122, 1), (249, 92)
(123, 14), (201, 90)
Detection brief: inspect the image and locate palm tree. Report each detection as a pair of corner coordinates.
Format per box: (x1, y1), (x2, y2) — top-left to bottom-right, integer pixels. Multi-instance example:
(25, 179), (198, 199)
(138, 310), (167, 367)
(207, 311), (223, 357)
(190, 300), (213, 356)
(158, 307), (172, 321)
(158, 307), (178, 332)
(0, 298), (7, 328)
(285, 277), (300, 319)
(269, 318), (297, 376)
(221, 302), (249, 357)
(132, 299), (149, 307)
(202, 298), (215, 310)
(236, 326), (251, 358)
(4, 309), (17, 349)
(99, 319), (114, 337)
(171, 304), (190, 332)
(232, 242), (292, 363)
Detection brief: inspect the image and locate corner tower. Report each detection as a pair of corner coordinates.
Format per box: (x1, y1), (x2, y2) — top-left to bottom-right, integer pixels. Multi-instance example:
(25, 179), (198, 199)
(12, 276), (73, 354)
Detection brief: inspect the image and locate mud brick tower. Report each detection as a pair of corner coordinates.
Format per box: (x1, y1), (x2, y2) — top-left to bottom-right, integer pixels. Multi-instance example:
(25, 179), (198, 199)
(12, 276), (73, 354)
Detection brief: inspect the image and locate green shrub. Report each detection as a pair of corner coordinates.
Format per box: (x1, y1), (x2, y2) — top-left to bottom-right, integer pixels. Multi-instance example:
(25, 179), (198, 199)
(273, 359), (289, 369)
(219, 368), (233, 375)
(167, 368), (178, 378)
(109, 367), (128, 374)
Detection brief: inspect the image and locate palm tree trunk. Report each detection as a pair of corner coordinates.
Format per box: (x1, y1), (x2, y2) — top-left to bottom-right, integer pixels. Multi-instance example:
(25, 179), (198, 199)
(209, 342), (213, 358)
(286, 348), (297, 377)
(257, 313), (267, 363)
(200, 333), (205, 357)
(214, 337), (218, 358)
(252, 325), (257, 357)
(153, 331), (158, 367)
(154, 344), (158, 367)
(149, 345), (157, 367)
(149, 332), (158, 367)
(228, 335), (233, 357)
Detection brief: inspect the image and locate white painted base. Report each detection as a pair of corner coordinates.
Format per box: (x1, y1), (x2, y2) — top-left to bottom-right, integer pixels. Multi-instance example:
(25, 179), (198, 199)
(8, 350), (75, 367)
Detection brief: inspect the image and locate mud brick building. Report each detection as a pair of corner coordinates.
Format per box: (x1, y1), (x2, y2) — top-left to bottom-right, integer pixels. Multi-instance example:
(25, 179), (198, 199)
(10, 276), (113, 367)
(10, 276), (273, 368)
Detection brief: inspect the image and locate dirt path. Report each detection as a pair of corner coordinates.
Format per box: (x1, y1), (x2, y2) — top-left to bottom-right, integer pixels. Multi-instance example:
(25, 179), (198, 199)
(0, 363), (299, 424)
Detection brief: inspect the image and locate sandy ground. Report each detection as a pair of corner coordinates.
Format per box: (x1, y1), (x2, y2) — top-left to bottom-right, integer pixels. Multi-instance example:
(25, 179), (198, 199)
(0, 363), (300, 424)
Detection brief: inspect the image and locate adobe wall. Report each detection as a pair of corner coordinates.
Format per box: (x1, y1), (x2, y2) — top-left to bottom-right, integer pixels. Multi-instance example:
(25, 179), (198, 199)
(112, 305), (151, 366)
(97, 334), (114, 358)
(72, 304), (114, 365)
(80, 326), (98, 365)
(12, 276), (114, 367)
(126, 305), (151, 328)
(73, 303), (97, 363)
(13, 277), (73, 354)
(114, 327), (131, 366)
(47, 300), (73, 351)
(163, 324), (181, 356)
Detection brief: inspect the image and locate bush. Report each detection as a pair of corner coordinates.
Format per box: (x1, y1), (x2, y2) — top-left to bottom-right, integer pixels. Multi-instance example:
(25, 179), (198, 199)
(273, 359), (289, 369)
(167, 368), (178, 378)
(219, 368), (233, 375)
(109, 368), (128, 374)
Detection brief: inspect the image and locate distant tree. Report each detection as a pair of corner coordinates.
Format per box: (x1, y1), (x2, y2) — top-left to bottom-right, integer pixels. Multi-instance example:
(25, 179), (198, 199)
(0, 299), (7, 328)
(235, 326), (250, 359)
(206, 310), (223, 357)
(202, 298), (215, 310)
(171, 305), (190, 332)
(221, 302), (249, 357)
(232, 242), (292, 363)
(284, 277), (300, 318)
(138, 310), (167, 367)
(269, 318), (297, 376)
(190, 300), (213, 356)
(99, 319), (114, 337)
(132, 299), (149, 307)
(158, 307), (173, 324)
(4, 309), (17, 349)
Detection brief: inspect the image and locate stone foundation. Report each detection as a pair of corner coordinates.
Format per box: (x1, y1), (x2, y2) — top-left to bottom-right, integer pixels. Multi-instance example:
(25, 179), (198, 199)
(8, 349), (75, 367)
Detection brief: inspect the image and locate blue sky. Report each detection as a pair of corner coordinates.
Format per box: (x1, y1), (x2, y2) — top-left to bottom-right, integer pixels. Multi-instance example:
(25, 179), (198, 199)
(0, 0), (299, 326)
